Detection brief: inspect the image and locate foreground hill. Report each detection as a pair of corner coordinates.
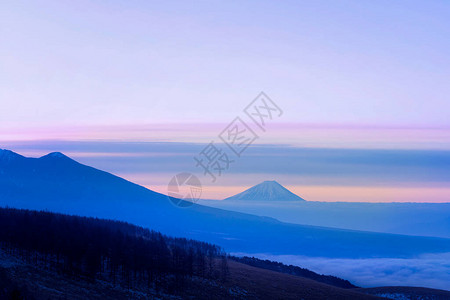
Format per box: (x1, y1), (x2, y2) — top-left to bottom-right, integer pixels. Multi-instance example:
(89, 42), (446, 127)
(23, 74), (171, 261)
(1, 149), (450, 259)
(0, 207), (382, 299)
(0, 253), (383, 300)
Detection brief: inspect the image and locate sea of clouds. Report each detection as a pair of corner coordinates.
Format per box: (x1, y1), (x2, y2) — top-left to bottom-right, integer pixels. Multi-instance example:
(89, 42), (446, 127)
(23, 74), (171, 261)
(233, 252), (450, 291)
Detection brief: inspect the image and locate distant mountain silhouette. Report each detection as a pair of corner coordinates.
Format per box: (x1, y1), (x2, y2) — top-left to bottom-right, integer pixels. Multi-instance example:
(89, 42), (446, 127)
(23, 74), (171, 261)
(1, 149), (450, 259)
(0, 149), (159, 206)
(0, 149), (24, 162)
(224, 180), (305, 201)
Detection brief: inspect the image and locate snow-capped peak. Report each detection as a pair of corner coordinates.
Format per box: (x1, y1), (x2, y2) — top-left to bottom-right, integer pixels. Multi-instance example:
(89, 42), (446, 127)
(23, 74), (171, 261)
(39, 152), (70, 160)
(224, 180), (305, 202)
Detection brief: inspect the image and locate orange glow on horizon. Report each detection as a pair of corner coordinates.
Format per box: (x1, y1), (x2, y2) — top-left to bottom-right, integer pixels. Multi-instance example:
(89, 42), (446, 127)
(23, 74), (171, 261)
(146, 184), (450, 203)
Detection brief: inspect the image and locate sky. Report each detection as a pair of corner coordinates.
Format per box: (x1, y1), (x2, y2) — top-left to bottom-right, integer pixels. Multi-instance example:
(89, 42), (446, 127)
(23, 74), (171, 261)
(1, 1), (450, 202)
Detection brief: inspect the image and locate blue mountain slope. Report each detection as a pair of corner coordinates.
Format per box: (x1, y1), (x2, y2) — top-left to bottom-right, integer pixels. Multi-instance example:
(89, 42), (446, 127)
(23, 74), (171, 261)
(1, 149), (450, 258)
(202, 199), (450, 238)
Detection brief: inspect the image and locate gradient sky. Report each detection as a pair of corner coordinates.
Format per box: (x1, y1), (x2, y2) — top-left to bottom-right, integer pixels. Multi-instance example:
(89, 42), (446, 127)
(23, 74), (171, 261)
(2, 0), (450, 127)
(1, 1), (450, 202)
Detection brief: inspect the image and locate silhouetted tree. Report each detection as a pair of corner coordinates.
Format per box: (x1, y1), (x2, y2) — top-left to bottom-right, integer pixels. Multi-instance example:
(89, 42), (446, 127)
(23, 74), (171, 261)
(0, 207), (229, 293)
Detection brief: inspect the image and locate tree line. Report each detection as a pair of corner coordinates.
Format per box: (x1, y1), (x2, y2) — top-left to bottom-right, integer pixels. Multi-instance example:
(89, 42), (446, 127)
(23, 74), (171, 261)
(0, 207), (228, 293)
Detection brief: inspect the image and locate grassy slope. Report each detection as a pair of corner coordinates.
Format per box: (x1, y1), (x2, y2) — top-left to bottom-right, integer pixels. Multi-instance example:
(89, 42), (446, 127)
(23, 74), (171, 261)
(0, 250), (382, 300)
(225, 260), (381, 300)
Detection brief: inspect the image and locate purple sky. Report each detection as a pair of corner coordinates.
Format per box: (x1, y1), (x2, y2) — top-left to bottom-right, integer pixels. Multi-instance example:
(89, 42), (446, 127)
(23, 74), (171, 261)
(2, 0), (450, 128)
(1, 1), (450, 202)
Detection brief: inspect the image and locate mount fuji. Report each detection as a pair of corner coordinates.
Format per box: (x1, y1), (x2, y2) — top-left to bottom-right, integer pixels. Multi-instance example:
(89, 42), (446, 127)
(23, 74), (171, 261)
(224, 180), (305, 202)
